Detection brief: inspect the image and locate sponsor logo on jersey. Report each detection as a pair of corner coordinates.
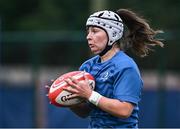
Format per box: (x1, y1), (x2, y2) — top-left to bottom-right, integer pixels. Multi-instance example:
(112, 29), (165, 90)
(100, 71), (110, 81)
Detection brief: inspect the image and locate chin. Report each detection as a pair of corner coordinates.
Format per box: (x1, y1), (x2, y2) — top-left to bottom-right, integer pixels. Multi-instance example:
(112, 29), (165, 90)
(91, 50), (100, 55)
(90, 48), (102, 54)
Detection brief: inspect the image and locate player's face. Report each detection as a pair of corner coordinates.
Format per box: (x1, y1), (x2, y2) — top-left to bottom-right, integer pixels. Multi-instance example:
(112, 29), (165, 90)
(86, 26), (108, 54)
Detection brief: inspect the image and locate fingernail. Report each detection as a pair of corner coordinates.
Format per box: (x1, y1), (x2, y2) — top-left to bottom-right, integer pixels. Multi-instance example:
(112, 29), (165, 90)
(45, 85), (50, 88)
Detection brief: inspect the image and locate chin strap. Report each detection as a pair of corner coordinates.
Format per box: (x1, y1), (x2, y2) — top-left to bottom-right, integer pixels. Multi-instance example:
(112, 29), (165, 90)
(99, 45), (113, 56)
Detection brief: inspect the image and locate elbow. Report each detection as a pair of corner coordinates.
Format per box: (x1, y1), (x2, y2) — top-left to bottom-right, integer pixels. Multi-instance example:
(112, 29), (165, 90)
(115, 108), (133, 118)
(118, 111), (131, 118)
(108, 109), (132, 118)
(116, 102), (134, 118)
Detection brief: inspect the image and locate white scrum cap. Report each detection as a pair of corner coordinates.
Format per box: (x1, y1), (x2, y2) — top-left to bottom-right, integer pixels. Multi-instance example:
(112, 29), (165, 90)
(86, 10), (124, 46)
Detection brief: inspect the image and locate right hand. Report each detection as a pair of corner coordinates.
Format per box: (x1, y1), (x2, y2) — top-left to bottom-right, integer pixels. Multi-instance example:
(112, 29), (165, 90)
(63, 73), (93, 100)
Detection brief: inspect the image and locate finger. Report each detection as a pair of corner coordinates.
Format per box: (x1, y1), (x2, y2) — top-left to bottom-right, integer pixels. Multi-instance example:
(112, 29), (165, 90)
(64, 79), (77, 88)
(45, 85), (50, 93)
(63, 86), (79, 94)
(46, 79), (54, 87)
(45, 85), (50, 89)
(69, 76), (79, 84)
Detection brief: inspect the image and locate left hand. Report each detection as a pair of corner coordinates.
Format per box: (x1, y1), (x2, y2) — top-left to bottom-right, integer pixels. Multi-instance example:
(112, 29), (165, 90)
(63, 72), (93, 100)
(45, 79), (54, 96)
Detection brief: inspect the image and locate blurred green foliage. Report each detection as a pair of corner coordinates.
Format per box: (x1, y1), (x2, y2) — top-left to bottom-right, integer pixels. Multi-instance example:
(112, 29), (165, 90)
(0, 0), (180, 70)
(1, 0), (180, 30)
(0, 0), (90, 30)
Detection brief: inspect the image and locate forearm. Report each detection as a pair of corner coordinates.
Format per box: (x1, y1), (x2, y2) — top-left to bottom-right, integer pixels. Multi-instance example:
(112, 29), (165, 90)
(88, 91), (134, 118)
(98, 96), (133, 118)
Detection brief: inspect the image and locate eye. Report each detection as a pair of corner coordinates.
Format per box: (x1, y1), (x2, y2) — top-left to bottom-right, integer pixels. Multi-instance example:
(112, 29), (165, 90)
(87, 27), (100, 35)
(86, 29), (90, 35)
(92, 28), (100, 33)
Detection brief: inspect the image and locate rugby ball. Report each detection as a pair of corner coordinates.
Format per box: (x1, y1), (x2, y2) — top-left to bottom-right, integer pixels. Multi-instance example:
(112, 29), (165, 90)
(48, 71), (95, 107)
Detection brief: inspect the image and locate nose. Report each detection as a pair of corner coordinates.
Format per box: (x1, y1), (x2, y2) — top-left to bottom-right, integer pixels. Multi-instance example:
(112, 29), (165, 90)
(86, 31), (92, 41)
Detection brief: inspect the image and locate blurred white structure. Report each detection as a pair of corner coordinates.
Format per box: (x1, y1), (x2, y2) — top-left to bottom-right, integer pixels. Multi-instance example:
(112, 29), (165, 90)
(0, 66), (179, 90)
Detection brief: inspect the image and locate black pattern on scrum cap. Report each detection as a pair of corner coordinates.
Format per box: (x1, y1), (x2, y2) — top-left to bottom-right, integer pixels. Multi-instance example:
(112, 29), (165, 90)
(86, 10), (124, 46)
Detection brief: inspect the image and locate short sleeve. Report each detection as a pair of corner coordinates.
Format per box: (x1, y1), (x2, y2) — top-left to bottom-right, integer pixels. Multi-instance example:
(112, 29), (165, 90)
(113, 68), (143, 105)
(79, 63), (90, 72)
(79, 64), (84, 71)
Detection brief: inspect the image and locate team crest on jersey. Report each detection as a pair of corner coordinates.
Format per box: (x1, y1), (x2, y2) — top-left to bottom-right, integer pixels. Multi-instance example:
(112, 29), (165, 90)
(100, 71), (110, 81)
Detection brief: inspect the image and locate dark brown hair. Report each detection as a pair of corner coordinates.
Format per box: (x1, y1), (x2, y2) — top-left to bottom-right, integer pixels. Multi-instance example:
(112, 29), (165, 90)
(116, 9), (164, 57)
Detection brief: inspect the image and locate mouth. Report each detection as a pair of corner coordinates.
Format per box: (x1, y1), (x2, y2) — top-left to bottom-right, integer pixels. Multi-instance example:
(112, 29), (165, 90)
(88, 44), (95, 49)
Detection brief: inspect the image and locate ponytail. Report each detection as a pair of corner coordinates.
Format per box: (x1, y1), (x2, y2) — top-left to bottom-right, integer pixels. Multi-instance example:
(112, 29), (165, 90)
(116, 9), (164, 57)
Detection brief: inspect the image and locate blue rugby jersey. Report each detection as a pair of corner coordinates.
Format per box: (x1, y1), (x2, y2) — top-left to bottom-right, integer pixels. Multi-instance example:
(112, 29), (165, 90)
(79, 51), (143, 128)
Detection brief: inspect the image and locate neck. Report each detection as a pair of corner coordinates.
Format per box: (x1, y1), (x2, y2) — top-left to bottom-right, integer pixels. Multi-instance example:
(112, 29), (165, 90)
(100, 45), (120, 62)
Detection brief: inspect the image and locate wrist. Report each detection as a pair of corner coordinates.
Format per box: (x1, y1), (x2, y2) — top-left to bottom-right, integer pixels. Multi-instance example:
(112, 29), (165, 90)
(88, 91), (102, 106)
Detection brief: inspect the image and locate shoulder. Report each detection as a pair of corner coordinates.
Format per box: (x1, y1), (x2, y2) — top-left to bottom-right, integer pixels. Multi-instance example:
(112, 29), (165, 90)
(112, 51), (140, 75)
(79, 55), (99, 71)
(113, 51), (137, 68)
